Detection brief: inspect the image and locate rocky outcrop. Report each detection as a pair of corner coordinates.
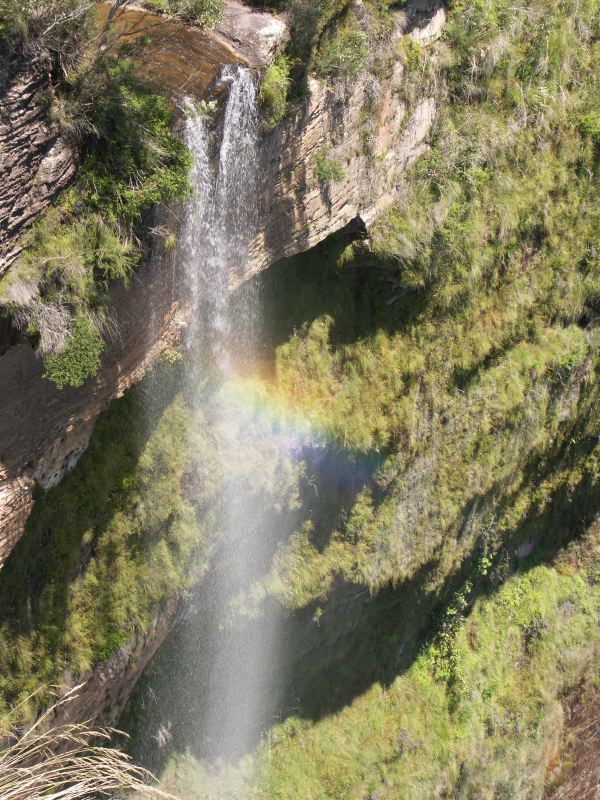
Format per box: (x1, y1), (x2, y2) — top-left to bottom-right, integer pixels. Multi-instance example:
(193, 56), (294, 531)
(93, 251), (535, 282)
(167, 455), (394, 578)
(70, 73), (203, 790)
(218, 0), (288, 66)
(0, 54), (78, 276)
(0, 245), (187, 565)
(99, 0), (286, 98)
(0, 0), (287, 277)
(53, 597), (183, 729)
(239, 0), (447, 287)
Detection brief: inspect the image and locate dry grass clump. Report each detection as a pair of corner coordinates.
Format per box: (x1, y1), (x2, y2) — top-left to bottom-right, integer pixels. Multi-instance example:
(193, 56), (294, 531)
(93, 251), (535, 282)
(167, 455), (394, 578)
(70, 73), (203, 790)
(0, 688), (178, 800)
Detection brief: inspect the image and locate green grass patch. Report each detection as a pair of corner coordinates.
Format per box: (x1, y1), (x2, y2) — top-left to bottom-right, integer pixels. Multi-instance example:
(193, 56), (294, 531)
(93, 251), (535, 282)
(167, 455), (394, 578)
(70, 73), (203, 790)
(251, 534), (600, 800)
(0, 365), (209, 722)
(314, 151), (346, 184)
(42, 315), (104, 389)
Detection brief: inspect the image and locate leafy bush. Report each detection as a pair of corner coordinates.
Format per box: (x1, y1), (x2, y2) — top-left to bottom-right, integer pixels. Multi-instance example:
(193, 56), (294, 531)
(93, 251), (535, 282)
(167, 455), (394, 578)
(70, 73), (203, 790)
(314, 150), (346, 183)
(314, 21), (369, 80)
(78, 59), (192, 227)
(42, 315), (104, 389)
(260, 56), (291, 129)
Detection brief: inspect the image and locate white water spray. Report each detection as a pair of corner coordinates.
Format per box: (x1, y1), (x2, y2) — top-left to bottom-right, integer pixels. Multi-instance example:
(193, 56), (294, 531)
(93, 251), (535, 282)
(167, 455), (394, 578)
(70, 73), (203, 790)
(179, 66), (285, 769)
(181, 66), (259, 365)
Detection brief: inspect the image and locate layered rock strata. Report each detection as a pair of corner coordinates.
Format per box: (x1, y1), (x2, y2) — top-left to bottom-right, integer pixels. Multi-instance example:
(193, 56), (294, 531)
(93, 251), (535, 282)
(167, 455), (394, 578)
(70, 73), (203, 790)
(0, 55), (78, 276)
(0, 0), (445, 568)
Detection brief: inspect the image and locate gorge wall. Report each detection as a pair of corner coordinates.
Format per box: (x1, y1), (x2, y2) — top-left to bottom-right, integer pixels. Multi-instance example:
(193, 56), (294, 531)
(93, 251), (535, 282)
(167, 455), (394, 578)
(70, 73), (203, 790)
(0, 0), (446, 569)
(0, 53), (78, 277)
(245, 0), (447, 285)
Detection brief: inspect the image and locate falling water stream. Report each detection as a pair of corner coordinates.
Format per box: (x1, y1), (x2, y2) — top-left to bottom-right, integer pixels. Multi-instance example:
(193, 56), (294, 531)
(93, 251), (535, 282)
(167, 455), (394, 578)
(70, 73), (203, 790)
(127, 64), (371, 794)
(176, 65), (287, 773)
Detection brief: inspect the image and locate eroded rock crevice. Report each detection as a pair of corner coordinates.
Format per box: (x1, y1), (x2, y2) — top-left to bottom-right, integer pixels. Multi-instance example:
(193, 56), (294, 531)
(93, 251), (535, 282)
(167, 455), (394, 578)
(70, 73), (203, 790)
(0, 54), (78, 277)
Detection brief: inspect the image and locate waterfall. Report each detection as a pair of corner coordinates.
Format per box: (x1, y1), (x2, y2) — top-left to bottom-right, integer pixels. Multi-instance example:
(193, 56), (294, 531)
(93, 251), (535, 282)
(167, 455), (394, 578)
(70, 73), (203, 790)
(181, 65), (259, 366)
(177, 66), (284, 770)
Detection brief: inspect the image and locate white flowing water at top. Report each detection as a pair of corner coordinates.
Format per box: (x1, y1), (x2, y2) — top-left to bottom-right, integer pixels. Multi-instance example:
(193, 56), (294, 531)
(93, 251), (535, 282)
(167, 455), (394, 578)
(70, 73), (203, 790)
(178, 66), (287, 771)
(182, 66), (260, 367)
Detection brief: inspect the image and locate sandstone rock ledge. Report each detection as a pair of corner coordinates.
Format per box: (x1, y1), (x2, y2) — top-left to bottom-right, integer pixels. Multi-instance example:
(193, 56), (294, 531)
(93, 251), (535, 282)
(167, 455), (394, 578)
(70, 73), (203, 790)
(240, 0), (447, 287)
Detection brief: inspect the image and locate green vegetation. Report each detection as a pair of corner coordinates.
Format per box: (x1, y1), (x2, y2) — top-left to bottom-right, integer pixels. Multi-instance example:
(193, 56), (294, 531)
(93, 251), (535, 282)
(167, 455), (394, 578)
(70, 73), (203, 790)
(247, 0), (406, 95)
(260, 56), (291, 130)
(313, 18), (369, 80)
(0, 7), (192, 389)
(42, 315), (104, 389)
(0, 0), (95, 48)
(314, 150), (346, 184)
(0, 365), (209, 722)
(141, 526), (600, 799)
(248, 531), (600, 800)
(78, 59), (191, 226)
(144, 0), (224, 28)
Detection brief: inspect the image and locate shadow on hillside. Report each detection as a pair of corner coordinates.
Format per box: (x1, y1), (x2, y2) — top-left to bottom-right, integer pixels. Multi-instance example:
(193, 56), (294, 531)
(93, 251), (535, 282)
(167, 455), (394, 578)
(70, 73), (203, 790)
(0, 365), (181, 689)
(228, 227), (423, 372)
(116, 229), (600, 774)
(120, 386), (600, 774)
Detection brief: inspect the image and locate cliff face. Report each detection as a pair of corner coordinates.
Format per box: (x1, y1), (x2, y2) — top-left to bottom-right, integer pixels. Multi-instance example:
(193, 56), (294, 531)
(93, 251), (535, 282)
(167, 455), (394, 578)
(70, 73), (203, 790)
(52, 597), (183, 730)
(243, 0), (447, 286)
(0, 245), (185, 564)
(0, 54), (78, 276)
(0, 0), (445, 569)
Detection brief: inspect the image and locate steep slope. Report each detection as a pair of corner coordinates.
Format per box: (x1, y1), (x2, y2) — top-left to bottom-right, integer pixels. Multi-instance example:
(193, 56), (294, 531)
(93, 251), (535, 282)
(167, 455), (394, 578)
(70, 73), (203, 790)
(0, 0), (441, 567)
(0, 0), (598, 797)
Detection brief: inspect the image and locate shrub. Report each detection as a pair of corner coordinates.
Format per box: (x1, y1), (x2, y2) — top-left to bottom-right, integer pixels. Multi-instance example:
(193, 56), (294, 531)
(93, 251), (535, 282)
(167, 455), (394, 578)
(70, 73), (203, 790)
(145, 0), (225, 27)
(314, 151), (346, 184)
(260, 56), (291, 129)
(0, 0), (94, 51)
(314, 21), (369, 80)
(577, 111), (600, 140)
(79, 59), (192, 227)
(42, 315), (104, 389)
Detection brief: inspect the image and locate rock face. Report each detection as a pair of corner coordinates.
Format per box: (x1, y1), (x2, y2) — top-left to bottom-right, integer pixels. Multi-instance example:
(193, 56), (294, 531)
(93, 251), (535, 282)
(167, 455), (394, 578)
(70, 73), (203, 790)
(52, 597), (183, 730)
(0, 54), (78, 276)
(0, 0), (287, 276)
(0, 246), (187, 565)
(98, 0), (286, 99)
(238, 0), (447, 287)
(0, 0), (445, 665)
